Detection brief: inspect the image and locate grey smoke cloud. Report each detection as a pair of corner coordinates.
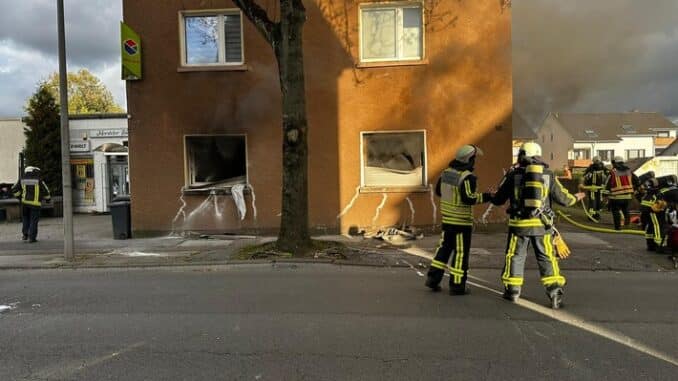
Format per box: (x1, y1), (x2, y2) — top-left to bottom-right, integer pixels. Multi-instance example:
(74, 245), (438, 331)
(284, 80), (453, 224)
(514, 0), (678, 127)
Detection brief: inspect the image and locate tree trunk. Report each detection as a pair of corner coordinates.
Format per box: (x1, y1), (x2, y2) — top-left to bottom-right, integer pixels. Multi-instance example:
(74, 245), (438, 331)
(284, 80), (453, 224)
(274, 1), (311, 252)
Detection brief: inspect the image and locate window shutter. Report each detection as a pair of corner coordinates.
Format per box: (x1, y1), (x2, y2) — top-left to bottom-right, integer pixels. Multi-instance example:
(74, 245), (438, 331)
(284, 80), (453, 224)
(224, 14), (242, 63)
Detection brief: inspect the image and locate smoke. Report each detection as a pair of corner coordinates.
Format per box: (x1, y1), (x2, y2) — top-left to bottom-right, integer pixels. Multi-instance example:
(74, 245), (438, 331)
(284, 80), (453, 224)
(514, 0), (678, 127)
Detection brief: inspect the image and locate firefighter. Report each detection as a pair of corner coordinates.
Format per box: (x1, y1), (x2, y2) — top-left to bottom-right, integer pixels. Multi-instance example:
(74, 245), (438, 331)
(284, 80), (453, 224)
(490, 142), (585, 309)
(425, 145), (491, 295)
(11, 166), (51, 243)
(605, 156), (640, 230)
(580, 156), (609, 222)
(638, 171), (657, 251)
(645, 175), (678, 252)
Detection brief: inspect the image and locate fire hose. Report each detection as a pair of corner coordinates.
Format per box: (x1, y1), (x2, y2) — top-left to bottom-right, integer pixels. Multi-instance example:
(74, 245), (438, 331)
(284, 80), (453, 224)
(556, 208), (645, 236)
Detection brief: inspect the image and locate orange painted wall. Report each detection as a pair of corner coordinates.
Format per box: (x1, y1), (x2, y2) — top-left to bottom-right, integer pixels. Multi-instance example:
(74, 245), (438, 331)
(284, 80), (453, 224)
(123, 0), (512, 235)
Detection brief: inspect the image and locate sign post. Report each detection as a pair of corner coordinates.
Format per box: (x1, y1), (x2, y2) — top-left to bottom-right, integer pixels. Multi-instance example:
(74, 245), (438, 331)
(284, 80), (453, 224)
(57, 0), (74, 260)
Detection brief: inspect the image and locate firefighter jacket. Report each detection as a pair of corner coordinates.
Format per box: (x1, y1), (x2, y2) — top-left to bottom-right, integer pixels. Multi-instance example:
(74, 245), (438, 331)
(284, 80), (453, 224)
(606, 165), (639, 200)
(436, 167), (490, 226)
(582, 163), (608, 190)
(11, 174), (51, 208)
(491, 163), (577, 236)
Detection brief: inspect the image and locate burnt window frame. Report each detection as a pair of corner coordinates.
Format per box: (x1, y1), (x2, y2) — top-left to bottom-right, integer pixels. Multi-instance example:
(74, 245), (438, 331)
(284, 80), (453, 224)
(183, 134), (248, 190)
(359, 130), (428, 192)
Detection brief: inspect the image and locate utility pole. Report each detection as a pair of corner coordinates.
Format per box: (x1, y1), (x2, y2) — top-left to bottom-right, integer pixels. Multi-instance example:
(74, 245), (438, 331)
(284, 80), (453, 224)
(57, 0), (74, 260)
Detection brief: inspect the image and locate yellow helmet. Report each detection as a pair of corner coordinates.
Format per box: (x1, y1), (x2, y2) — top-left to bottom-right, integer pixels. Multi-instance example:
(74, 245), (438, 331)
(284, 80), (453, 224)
(519, 141), (542, 159)
(455, 144), (483, 164)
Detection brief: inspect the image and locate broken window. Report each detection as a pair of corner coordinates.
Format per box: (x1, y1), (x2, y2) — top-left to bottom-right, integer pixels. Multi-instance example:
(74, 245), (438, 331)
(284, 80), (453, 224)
(361, 131), (426, 188)
(185, 135), (247, 189)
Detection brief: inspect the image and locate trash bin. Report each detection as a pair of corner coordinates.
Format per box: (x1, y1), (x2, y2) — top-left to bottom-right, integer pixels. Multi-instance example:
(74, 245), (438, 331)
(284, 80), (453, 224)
(109, 195), (131, 239)
(0, 208), (6, 222)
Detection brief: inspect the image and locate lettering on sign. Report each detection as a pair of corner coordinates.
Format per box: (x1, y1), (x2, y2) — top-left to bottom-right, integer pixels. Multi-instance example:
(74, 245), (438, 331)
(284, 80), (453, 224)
(69, 141), (91, 152)
(92, 129), (128, 138)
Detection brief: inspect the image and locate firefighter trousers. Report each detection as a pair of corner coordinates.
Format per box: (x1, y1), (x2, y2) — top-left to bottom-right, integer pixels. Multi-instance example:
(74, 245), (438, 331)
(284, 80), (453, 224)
(587, 191), (603, 216)
(608, 199), (630, 230)
(426, 224), (472, 291)
(646, 210), (667, 250)
(21, 205), (41, 241)
(501, 232), (566, 293)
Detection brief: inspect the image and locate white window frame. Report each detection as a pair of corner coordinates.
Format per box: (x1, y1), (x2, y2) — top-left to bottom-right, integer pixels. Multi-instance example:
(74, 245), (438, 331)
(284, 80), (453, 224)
(359, 130), (428, 190)
(625, 149), (645, 161)
(179, 9), (245, 67)
(359, 1), (425, 63)
(183, 134), (249, 188)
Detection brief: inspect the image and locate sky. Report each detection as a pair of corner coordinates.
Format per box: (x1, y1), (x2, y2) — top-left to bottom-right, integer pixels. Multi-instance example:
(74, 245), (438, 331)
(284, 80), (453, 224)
(0, 1), (677, 122)
(0, 0), (124, 117)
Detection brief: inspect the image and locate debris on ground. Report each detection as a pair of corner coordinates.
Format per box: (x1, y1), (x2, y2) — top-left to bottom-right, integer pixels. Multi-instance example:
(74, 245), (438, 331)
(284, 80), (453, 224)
(364, 227), (424, 246)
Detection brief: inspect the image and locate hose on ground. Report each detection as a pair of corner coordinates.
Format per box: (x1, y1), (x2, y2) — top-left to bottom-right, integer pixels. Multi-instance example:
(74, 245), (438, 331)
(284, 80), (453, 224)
(556, 209), (645, 236)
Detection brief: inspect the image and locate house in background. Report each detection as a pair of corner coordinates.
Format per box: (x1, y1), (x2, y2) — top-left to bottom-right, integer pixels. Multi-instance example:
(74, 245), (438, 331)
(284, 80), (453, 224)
(0, 118), (25, 185)
(123, 0), (512, 235)
(538, 112), (678, 169)
(512, 112), (537, 163)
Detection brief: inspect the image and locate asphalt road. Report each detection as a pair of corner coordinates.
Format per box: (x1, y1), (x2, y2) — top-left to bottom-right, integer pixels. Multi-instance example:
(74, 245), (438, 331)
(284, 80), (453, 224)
(1, 264), (677, 380)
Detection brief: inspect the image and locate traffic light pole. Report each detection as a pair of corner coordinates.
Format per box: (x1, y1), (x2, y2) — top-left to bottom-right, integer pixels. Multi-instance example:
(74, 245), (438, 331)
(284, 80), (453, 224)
(57, 0), (74, 260)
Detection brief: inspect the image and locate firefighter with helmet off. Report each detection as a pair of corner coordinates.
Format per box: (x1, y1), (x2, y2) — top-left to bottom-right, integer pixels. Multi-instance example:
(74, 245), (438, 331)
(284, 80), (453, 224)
(11, 166), (51, 243)
(490, 142), (585, 309)
(425, 144), (492, 295)
(605, 156), (640, 230)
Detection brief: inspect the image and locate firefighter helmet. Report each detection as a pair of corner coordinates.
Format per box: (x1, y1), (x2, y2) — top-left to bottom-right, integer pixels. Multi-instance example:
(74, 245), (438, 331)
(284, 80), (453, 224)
(519, 142), (542, 160)
(455, 144), (483, 164)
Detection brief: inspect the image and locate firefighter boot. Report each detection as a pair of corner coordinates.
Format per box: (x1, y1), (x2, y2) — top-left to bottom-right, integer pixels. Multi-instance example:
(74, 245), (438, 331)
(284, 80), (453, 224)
(547, 287), (564, 309)
(425, 277), (442, 292)
(449, 284), (470, 295)
(502, 287), (520, 302)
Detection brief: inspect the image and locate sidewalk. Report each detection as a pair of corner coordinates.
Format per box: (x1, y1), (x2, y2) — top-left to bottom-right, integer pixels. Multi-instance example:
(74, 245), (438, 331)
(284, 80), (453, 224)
(0, 214), (676, 271)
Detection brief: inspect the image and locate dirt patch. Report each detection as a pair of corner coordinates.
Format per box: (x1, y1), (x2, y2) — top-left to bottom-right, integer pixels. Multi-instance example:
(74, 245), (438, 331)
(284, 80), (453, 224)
(235, 239), (357, 261)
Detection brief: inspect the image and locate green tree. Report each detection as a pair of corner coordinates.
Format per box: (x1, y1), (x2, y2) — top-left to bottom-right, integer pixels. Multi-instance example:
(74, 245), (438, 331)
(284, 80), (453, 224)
(45, 69), (124, 114)
(24, 84), (63, 195)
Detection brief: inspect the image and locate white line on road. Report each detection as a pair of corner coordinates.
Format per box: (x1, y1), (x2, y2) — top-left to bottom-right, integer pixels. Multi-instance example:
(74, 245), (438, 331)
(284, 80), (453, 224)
(29, 341), (146, 379)
(402, 246), (678, 368)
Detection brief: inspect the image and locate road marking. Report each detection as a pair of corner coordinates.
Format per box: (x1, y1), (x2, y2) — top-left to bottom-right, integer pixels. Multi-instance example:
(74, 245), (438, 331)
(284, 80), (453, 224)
(30, 341), (146, 379)
(403, 246), (678, 368)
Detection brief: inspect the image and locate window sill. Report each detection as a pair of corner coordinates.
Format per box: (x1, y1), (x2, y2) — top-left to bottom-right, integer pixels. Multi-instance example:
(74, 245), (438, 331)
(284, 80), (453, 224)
(359, 186), (431, 194)
(182, 185), (250, 196)
(177, 64), (249, 73)
(356, 59), (428, 69)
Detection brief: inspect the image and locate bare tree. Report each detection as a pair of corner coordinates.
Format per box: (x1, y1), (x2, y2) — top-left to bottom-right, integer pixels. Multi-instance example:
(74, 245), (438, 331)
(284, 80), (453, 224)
(232, 0), (310, 252)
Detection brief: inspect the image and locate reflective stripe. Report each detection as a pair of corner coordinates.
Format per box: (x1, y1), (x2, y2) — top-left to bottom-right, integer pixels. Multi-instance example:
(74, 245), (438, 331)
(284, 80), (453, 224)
(502, 277), (524, 286)
(542, 234), (566, 286)
(508, 218), (543, 228)
(431, 259), (447, 270)
(502, 234), (519, 286)
(526, 164), (543, 174)
(650, 213), (663, 245)
(641, 200), (655, 207)
(451, 233), (465, 284)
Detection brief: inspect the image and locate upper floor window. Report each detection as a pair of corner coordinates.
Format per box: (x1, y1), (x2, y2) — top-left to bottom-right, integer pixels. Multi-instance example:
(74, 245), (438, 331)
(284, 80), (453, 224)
(360, 3), (423, 63)
(180, 10), (243, 66)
